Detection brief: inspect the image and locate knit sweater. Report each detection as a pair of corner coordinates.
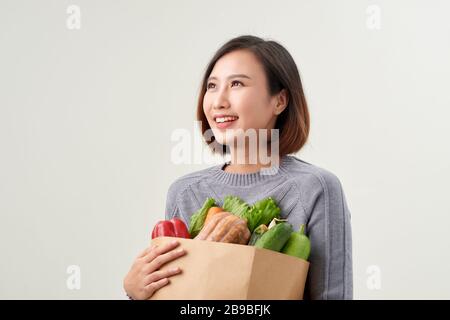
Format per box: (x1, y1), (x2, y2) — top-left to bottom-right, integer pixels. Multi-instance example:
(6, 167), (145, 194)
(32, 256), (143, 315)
(164, 155), (353, 300)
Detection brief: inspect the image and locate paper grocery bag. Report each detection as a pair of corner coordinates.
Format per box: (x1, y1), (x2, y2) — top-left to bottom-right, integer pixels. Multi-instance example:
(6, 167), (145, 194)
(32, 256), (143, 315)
(149, 236), (309, 300)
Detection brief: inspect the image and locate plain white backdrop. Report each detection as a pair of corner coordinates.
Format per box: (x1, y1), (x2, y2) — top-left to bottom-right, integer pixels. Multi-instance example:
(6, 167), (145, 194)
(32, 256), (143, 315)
(1, 0), (449, 299)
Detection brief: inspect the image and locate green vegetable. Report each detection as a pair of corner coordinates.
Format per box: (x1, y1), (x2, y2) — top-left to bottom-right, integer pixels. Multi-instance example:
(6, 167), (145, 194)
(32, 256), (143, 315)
(254, 222), (293, 252)
(222, 195), (255, 231)
(223, 195), (251, 218)
(268, 217), (287, 229)
(248, 224), (269, 246)
(222, 195), (282, 233)
(281, 224), (311, 261)
(247, 197), (281, 232)
(188, 198), (216, 238)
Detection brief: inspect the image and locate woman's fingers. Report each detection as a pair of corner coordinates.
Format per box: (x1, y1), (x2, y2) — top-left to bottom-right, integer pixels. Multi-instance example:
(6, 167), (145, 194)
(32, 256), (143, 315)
(141, 246), (186, 275)
(147, 246), (186, 272)
(142, 240), (181, 263)
(143, 267), (182, 286)
(145, 277), (171, 296)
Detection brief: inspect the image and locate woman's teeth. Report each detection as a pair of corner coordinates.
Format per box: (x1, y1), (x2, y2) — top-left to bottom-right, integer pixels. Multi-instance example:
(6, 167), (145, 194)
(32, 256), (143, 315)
(215, 116), (238, 123)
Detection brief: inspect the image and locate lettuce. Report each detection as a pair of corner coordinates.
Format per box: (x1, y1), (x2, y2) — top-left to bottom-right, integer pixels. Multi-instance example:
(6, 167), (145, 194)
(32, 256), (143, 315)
(248, 197), (281, 231)
(223, 195), (281, 233)
(188, 197), (216, 238)
(223, 195), (250, 218)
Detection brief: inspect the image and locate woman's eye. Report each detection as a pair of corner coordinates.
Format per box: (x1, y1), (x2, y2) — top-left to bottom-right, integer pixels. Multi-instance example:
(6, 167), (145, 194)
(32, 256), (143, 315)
(207, 81), (242, 90)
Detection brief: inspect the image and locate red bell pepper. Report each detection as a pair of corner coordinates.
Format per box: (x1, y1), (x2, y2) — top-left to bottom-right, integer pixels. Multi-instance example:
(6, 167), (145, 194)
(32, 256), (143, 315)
(151, 218), (190, 239)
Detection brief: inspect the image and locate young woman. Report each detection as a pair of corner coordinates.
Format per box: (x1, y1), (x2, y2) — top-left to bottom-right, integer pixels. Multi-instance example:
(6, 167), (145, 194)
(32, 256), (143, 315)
(124, 35), (353, 300)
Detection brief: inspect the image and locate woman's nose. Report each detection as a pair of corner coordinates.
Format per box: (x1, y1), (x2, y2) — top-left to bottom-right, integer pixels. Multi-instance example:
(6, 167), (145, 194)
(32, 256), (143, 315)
(212, 90), (230, 110)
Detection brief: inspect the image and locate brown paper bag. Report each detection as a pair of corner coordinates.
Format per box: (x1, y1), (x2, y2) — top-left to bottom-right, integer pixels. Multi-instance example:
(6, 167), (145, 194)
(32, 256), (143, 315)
(149, 236), (309, 300)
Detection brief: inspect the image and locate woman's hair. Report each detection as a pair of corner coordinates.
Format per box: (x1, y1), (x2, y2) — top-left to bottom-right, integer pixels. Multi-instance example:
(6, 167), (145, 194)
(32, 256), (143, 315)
(196, 35), (310, 158)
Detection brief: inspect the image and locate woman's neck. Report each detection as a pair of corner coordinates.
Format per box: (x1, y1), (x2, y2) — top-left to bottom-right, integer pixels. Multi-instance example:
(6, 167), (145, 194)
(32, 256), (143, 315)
(223, 147), (280, 174)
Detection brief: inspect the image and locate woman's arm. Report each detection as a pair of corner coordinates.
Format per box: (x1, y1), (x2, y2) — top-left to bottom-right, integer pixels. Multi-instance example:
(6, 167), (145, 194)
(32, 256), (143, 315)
(300, 170), (353, 300)
(164, 182), (183, 221)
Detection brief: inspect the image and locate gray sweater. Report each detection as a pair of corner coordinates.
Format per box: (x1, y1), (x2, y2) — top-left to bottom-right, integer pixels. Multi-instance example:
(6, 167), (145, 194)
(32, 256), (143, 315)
(164, 155), (353, 300)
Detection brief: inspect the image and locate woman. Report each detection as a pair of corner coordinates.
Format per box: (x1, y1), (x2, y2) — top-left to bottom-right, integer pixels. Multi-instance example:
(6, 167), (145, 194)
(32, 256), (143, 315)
(124, 35), (353, 300)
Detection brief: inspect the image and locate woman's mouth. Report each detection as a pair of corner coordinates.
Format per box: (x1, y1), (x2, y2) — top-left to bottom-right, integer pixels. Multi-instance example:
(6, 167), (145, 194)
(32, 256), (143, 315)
(214, 116), (239, 129)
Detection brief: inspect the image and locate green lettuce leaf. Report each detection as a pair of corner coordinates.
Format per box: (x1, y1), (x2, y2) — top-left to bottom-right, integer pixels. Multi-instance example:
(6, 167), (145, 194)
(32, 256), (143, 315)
(223, 195), (250, 217)
(188, 197), (216, 238)
(247, 197), (281, 232)
(222, 195), (281, 233)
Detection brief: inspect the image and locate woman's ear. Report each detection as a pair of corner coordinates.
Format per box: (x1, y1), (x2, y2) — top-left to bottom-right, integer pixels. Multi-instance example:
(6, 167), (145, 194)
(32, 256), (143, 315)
(274, 89), (289, 115)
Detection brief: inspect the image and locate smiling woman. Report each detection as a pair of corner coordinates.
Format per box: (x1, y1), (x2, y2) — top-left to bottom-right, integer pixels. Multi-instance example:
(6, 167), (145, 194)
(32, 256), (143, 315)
(165, 35), (353, 300)
(197, 35), (310, 171)
(124, 35), (353, 300)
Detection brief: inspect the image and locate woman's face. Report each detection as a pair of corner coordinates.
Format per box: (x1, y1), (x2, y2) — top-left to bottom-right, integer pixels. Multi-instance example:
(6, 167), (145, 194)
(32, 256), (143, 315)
(203, 49), (287, 147)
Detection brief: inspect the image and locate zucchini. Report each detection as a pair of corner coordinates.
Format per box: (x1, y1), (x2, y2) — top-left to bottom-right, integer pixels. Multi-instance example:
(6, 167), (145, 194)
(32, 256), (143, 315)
(254, 222), (293, 252)
(248, 224), (269, 246)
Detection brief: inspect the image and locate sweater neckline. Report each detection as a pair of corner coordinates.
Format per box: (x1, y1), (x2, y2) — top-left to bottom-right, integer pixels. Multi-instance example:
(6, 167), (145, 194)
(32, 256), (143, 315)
(209, 155), (294, 186)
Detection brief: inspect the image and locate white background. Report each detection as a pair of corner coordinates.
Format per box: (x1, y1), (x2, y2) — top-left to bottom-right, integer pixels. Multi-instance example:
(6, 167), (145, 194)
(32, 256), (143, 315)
(1, 0), (449, 299)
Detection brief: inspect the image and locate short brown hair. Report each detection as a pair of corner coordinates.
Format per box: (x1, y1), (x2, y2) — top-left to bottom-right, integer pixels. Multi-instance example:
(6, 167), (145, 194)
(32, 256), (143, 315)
(196, 35), (310, 158)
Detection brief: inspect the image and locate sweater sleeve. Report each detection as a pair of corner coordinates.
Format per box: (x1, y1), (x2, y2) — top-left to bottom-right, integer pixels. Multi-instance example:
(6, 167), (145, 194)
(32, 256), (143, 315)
(300, 170), (353, 300)
(164, 179), (187, 224)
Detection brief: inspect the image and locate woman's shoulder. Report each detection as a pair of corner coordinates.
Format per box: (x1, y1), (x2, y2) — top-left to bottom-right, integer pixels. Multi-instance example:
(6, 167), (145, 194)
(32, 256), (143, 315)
(284, 155), (346, 194)
(285, 156), (351, 219)
(166, 164), (221, 199)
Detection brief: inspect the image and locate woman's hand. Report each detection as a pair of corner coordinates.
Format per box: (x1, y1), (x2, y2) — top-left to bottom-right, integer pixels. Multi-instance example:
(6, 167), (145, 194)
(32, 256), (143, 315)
(123, 240), (186, 300)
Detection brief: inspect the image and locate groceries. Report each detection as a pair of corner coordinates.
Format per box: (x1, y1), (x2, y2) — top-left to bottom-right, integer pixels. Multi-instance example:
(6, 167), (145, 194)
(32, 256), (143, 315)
(254, 220), (293, 252)
(150, 196), (310, 300)
(223, 196), (281, 233)
(195, 212), (250, 244)
(248, 224), (268, 245)
(204, 206), (224, 226)
(188, 198), (215, 238)
(281, 224), (311, 260)
(188, 196), (311, 261)
(189, 196), (281, 234)
(151, 218), (190, 239)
